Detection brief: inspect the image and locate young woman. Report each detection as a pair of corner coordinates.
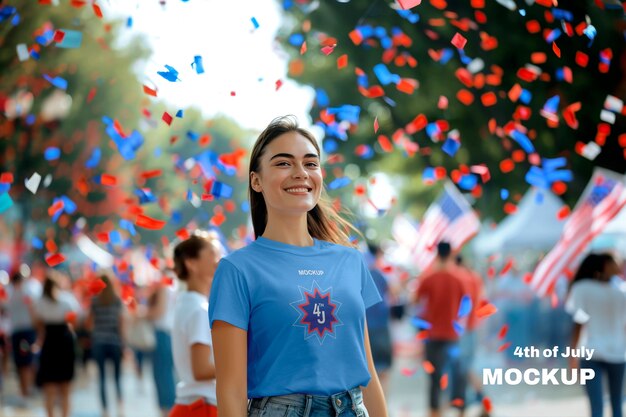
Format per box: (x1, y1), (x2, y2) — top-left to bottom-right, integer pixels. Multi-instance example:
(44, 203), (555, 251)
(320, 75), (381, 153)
(566, 253), (626, 417)
(34, 272), (79, 417)
(87, 274), (125, 417)
(169, 232), (223, 417)
(209, 116), (388, 417)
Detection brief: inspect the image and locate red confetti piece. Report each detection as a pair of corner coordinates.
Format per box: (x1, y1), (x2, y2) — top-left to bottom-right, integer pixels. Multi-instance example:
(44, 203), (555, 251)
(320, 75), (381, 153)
(500, 258), (514, 275)
(230, 91), (236, 96)
(557, 205), (570, 220)
(378, 135), (393, 152)
(552, 42), (561, 58)
(135, 214), (167, 230)
(482, 397), (493, 413)
(471, 0), (484, 7)
(374, 117), (379, 133)
(275, 79), (283, 91)
(0, 173), (14, 183)
(438, 95), (448, 109)
(89, 278), (107, 296)
(176, 228), (190, 240)
(498, 324), (509, 339)
(54, 30), (65, 43)
(451, 32), (467, 49)
(498, 342), (511, 352)
(300, 41), (307, 55)
(400, 367), (417, 376)
(398, 0), (422, 9)
(422, 361), (435, 374)
(46, 239), (58, 253)
(451, 398), (464, 408)
(440, 374), (448, 389)
(48, 200), (65, 217)
(87, 87), (97, 103)
(92, 2), (103, 18)
(552, 181), (567, 195)
(337, 54), (348, 69)
(457, 89), (474, 105)
(321, 45), (336, 55)
(162, 112), (173, 126)
(396, 79), (416, 94)
(499, 159), (514, 173)
(348, 30), (363, 45)
(101, 174), (117, 186)
(481, 92), (497, 107)
(140, 169), (162, 179)
(476, 303), (498, 318)
(211, 212), (226, 227)
(45, 253), (66, 267)
(65, 311), (77, 324)
(504, 202), (517, 214)
(143, 85), (158, 97)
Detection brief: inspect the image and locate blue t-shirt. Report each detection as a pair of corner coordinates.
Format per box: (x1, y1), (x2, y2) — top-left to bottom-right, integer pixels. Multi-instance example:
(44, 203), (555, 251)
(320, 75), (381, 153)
(365, 268), (390, 330)
(208, 236), (382, 398)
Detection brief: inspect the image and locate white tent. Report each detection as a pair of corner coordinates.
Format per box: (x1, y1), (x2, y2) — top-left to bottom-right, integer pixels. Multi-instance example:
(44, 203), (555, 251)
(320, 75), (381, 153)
(473, 187), (566, 256)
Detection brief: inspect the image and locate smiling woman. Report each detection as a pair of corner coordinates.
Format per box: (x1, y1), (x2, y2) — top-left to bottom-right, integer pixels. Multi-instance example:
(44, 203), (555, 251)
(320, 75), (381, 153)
(208, 115), (390, 417)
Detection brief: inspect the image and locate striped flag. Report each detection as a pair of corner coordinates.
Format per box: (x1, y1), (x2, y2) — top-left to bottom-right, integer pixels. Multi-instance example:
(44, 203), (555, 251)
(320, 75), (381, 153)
(530, 168), (626, 296)
(412, 181), (480, 272)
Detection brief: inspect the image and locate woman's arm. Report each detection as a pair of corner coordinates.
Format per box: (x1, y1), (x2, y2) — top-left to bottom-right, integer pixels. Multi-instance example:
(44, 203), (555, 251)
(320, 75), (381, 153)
(361, 323), (389, 417)
(190, 343), (216, 380)
(569, 322), (582, 369)
(212, 320), (248, 416)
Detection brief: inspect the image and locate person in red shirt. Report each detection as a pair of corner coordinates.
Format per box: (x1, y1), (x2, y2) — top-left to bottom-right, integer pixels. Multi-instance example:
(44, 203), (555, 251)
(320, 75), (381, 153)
(413, 241), (469, 417)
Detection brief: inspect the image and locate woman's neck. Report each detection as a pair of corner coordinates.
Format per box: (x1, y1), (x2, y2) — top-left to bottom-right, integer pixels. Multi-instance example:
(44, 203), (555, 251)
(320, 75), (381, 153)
(262, 214), (313, 246)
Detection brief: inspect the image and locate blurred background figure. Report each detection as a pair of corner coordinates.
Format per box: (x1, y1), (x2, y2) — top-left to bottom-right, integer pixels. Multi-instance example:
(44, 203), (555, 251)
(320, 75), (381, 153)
(412, 241), (468, 417)
(169, 232), (222, 417)
(34, 272), (80, 417)
(566, 253), (626, 417)
(365, 242), (394, 396)
(450, 254), (489, 417)
(6, 269), (41, 407)
(146, 278), (177, 417)
(0, 305), (10, 403)
(87, 274), (125, 417)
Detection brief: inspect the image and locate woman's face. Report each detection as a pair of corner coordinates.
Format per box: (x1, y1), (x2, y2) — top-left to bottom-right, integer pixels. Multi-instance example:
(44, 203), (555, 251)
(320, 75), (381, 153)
(250, 131), (323, 217)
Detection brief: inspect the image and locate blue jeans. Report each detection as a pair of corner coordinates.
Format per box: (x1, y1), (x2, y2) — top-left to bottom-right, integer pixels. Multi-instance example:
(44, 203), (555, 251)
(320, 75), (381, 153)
(152, 329), (175, 410)
(581, 359), (625, 417)
(92, 342), (122, 410)
(425, 340), (459, 411)
(248, 387), (369, 417)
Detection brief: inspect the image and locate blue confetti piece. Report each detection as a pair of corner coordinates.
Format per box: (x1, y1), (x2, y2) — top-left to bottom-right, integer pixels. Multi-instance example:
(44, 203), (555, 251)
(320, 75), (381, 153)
(186, 189), (193, 201)
(126, 17), (133, 27)
(191, 55), (204, 74)
(85, 148), (101, 168)
(0, 6), (17, 23)
(0, 183), (9, 194)
(44, 147), (61, 161)
(328, 177), (351, 190)
(25, 114), (36, 125)
(535, 190), (545, 204)
(545, 169), (573, 183)
(458, 174), (478, 191)
(32, 237), (44, 249)
(0, 192), (13, 214)
(543, 157), (567, 171)
(422, 167), (435, 182)
(545, 28), (561, 43)
(176, 109), (184, 118)
(425, 123), (441, 139)
(43, 74), (68, 90)
(543, 95), (560, 114)
(241, 201), (250, 213)
(396, 9), (420, 23)
(373, 63), (400, 86)
(154, 147), (162, 157)
(356, 145), (374, 159)
(453, 321), (465, 336)
(382, 96), (397, 107)
(551, 8), (573, 21)
(187, 131), (199, 141)
(171, 210), (183, 224)
(251, 17), (259, 29)
(457, 295), (472, 318)
(442, 138), (461, 156)
(211, 181), (233, 198)
(109, 230), (122, 245)
(323, 138), (338, 153)
(10, 12), (19, 26)
(134, 188), (156, 204)
(30, 49), (40, 60)
(119, 219), (136, 236)
(56, 29), (83, 48)
(61, 195), (77, 214)
(439, 48), (454, 64)
(525, 166), (550, 189)
(583, 25), (597, 42)
(410, 317), (432, 330)
(519, 89), (532, 105)
(288, 33), (304, 46)
(510, 130), (535, 154)
(157, 64), (180, 82)
(500, 189), (509, 200)
(315, 88), (330, 107)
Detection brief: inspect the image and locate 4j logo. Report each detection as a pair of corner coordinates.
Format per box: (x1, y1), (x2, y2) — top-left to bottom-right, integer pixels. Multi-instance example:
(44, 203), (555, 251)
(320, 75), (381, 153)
(290, 281), (342, 344)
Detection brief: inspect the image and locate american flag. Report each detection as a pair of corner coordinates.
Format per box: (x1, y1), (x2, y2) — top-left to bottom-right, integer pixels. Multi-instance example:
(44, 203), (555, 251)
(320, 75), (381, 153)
(530, 168), (626, 296)
(412, 181), (480, 272)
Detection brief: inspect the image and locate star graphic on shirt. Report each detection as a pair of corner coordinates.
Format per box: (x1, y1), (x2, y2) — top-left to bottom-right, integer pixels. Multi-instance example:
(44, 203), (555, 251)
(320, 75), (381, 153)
(290, 281), (342, 344)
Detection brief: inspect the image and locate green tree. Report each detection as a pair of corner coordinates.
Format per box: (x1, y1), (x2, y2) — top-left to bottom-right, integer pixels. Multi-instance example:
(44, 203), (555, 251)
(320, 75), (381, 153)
(278, 0), (625, 222)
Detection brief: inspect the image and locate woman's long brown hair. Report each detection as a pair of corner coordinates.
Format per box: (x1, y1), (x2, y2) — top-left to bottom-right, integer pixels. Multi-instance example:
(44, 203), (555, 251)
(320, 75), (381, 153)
(248, 116), (361, 247)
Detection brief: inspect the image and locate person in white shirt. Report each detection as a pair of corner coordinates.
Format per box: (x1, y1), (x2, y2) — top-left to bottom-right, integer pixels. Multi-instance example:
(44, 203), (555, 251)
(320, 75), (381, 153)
(566, 253), (626, 417)
(169, 231), (223, 417)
